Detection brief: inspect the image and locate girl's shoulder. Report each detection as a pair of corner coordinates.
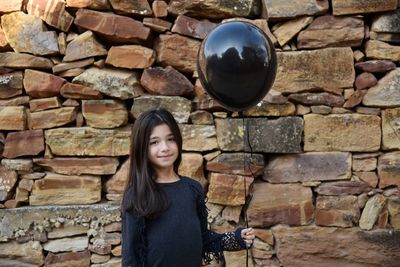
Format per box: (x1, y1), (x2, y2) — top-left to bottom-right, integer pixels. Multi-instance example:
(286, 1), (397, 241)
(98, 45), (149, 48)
(180, 176), (203, 193)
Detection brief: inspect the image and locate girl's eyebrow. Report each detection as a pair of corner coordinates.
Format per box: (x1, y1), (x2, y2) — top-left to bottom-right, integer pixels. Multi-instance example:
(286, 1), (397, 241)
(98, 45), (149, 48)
(149, 133), (173, 139)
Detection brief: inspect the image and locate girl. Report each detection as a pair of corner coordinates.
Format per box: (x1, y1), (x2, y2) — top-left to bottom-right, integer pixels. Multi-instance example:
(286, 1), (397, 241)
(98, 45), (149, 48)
(122, 108), (255, 267)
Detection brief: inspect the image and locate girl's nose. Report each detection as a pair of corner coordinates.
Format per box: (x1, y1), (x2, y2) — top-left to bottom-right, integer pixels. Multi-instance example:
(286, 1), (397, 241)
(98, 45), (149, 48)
(160, 141), (170, 150)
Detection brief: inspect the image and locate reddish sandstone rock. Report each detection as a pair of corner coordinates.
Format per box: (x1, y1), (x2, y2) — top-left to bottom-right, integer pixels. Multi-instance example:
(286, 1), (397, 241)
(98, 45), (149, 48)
(29, 97), (61, 112)
(207, 172), (253, 206)
(154, 34), (201, 73)
(273, 225), (400, 266)
(0, 26), (11, 52)
(0, 96), (30, 107)
(44, 127), (131, 156)
(315, 195), (360, 227)
(60, 83), (102, 100)
(72, 67), (143, 100)
(66, 0), (111, 10)
(23, 70), (66, 98)
(63, 31), (107, 62)
(355, 72), (378, 90)
(108, 0), (152, 16)
(297, 15), (364, 49)
(0, 52), (53, 70)
(264, 152), (351, 183)
(29, 107), (77, 129)
(0, 166), (18, 201)
(1, 12), (59, 56)
(33, 157), (119, 175)
(248, 183), (314, 227)
(288, 92), (345, 107)
(355, 60), (396, 73)
(58, 68), (85, 78)
(168, 0), (262, 19)
(152, 0), (168, 17)
(273, 16), (314, 47)
(3, 130), (44, 158)
(179, 153), (207, 187)
(315, 181), (372, 196)
(106, 45), (156, 69)
(264, 0), (328, 20)
(343, 90), (366, 108)
(27, 0), (73, 32)
(82, 99), (128, 128)
(0, 106), (26, 130)
(179, 124), (218, 151)
(363, 68), (400, 107)
(0, 0), (23, 13)
(189, 110), (213, 125)
(365, 40), (400, 61)
(0, 241), (44, 265)
(171, 15), (216, 39)
(74, 9), (151, 44)
(0, 71), (23, 99)
(52, 58), (94, 74)
(143, 18), (172, 33)
(140, 66), (194, 96)
(382, 108), (400, 150)
(378, 151), (400, 188)
(206, 153), (265, 176)
(332, 0), (398, 15)
(105, 158), (130, 196)
(44, 250), (91, 267)
(30, 173), (101, 205)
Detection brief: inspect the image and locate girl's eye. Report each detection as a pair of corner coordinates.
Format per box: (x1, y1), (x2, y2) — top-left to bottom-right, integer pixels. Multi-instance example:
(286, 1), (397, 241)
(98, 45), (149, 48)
(150, 141), (158, 145)
(168, 137), (175, 142)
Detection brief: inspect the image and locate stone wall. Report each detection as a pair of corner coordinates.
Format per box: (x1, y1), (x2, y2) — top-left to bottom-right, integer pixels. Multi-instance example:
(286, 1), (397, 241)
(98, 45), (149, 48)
(0, 0), (400, 266)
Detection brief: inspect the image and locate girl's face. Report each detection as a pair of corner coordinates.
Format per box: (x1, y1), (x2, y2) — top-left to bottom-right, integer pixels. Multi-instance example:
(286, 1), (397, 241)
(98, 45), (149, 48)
(148, 123), (179, 174)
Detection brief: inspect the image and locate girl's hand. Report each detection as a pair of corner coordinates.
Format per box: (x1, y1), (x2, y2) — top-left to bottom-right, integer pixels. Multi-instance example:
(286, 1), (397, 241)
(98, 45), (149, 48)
(241, 228), (255, 248)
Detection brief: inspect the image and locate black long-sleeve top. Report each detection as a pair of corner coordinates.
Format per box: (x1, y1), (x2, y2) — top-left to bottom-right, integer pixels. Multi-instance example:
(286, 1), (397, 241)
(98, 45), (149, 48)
(121, 176), (247, 267)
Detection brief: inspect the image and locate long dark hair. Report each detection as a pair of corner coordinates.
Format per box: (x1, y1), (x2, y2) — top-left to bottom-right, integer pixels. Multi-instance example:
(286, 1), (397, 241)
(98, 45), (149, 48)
(122, 108), (183, 219)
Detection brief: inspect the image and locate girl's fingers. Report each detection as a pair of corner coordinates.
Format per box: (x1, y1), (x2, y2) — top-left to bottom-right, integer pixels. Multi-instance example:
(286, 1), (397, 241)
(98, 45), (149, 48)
(241, 228), (254, 238)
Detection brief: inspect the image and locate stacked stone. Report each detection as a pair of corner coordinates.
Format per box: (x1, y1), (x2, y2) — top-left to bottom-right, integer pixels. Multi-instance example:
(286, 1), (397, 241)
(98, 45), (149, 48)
(0, 0), (399, 266)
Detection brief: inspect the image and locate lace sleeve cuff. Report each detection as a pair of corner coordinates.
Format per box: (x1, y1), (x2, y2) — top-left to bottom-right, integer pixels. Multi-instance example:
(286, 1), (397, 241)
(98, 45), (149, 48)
(221, 227), (248, 251)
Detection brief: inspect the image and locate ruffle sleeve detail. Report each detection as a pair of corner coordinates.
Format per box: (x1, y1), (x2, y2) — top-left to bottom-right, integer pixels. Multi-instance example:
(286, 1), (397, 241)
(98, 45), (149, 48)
(186, 177), (247, 265)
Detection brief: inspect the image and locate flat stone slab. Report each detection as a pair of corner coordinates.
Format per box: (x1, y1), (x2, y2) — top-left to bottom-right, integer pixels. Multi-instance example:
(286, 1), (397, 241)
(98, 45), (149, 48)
(273, 48), (355, 93)
(378, 151), (400, 188)
(264, 0), (328, 20)
(216, 117), (303, 153)
(168, 0), (261, 19)
(264, 152), (351, 183)
(0, 204), (120, 240)
(44, 127), (131, 156)
(131, 95), (191, 123)
(332, 0), (398, 15)
(273, 225), (400, 267)
(30, 173), (101, 206)
(382, 108), (400, 150)
(363, 68), (400, 107)
(304, 114), (381, 152)
(248, 183), (314, 227)
(0, 52), (53, 70)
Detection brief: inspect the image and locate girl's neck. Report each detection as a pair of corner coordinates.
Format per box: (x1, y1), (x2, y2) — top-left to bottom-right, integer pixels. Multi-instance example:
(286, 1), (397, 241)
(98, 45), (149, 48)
(154, 168), (180, 183)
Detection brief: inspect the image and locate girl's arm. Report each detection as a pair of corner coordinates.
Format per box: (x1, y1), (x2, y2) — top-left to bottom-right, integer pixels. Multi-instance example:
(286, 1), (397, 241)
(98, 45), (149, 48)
(190, 179), (250, 264)
(121, 211), (144, 267)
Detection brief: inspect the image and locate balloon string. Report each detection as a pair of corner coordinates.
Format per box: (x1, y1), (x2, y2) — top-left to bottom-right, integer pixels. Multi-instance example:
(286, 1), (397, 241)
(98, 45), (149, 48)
(239, 112), (259, 267)
(239, 112), (249, 267)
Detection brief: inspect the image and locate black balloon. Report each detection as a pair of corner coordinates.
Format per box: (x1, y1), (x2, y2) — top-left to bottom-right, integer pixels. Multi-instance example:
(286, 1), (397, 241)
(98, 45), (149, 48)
(197, 21), (277, 111)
